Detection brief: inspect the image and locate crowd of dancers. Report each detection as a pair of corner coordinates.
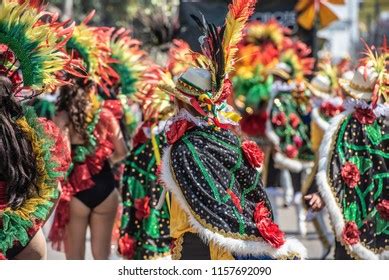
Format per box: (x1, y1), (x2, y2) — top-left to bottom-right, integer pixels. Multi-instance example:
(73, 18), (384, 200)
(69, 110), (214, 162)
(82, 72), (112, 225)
(0, 0), (387, 260)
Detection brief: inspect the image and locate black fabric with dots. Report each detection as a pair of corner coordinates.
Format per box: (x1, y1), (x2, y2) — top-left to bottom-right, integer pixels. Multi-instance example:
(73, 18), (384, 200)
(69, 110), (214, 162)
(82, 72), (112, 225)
(120, 133), (171, 259)
(171, 126), (273, 239)
(328, 115), (388, 252)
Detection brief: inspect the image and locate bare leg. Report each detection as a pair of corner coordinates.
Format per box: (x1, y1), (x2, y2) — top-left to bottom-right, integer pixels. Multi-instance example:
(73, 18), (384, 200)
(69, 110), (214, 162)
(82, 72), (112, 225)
(90, 189), (119, 260)
(14, 229), (47, 260)
(65, 197), (91, 259)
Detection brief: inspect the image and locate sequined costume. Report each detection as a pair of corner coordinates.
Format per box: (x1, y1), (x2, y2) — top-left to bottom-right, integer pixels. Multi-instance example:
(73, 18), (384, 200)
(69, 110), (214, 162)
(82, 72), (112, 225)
(48, 13), (123, 250)
(317, 46), (388, 259)
(119, 123), (171, 259)
(161, 110), (306, 259)
(118, 40), (177, 259)
(0, 0), (73, 260)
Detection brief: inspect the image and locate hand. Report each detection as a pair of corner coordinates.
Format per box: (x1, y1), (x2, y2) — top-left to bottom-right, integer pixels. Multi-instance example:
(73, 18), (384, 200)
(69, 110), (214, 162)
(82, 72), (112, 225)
(304, 193), (325, 212)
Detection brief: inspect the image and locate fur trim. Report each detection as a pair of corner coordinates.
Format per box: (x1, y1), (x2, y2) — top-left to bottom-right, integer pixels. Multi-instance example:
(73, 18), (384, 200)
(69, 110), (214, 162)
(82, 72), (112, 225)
(265, 90), (281, 146)
(316, 110), (388, 260)
(344, 99), (389, 118)
(311, 107), (330, 131)
(273, 152), (314, 173)
(161, 145), (308, 259)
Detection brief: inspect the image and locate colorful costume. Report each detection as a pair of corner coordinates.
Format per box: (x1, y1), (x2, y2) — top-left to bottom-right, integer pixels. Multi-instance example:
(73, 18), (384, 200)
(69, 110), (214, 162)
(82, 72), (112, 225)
(0, 0), (72, 259)
(119, 122), (171, 260)
(233, 19), (291, 138)
(49, 14), (122, 250)
(317, 45), (388, 259)
(118, 41), (176, 260)
(159, 0), (306, 260)
(265, 41), (315, 235)
(302, 62), (344, 257)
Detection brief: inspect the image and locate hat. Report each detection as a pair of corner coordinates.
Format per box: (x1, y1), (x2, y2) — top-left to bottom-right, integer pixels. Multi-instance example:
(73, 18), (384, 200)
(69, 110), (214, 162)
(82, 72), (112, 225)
(269, 62), (292, 80)
(159, 0), (257, 128)
(339, 66), (378, 101)
(341, 70), (354, 81)
(339, 43), (388, 104)
(309, 74), (333, 98)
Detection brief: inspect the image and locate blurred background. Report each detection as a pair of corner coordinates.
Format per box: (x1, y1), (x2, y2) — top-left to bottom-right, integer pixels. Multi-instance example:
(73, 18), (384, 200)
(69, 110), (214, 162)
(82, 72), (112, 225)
(48, 0), (389, 61)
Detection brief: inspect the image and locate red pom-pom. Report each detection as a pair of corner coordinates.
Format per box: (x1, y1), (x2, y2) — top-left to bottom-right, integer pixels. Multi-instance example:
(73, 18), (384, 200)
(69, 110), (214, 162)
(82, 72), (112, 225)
(134, 196), (151, 220)
(342, 221), (360, 245)
(166, 119), (195, 145)
(118, 234), (137, 260)
(272, 112), (287, 126)
(289, 113), (300, 129)
(103, 100), (124, 120)
(293, 135), (303, 148)
(320, 102), (344, 117)
(285, 144), (298, 159)
(0, 252), (6, 260)
(353, 107), (376, 125)
(377, 200), (389, 220)
(241, 140), (264, 168)
(254, 202), (285, 248)
(341, 162), (360, 188)
(254, 202), (271, 222)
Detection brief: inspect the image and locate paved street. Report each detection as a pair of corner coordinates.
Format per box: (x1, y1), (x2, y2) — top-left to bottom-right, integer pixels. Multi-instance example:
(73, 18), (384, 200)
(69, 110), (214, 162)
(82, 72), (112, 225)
(45, 196), (332, 260)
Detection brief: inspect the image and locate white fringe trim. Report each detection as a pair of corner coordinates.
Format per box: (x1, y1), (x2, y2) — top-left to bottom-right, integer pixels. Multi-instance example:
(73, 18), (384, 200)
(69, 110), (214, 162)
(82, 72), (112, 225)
(160, 145), (307, 259)
(316, 111), (388, 260)
(311, 107), (330, 132)
(273, 152), (314, 173)
(265, 90), (281, 146)
(343, 99), (389, 118)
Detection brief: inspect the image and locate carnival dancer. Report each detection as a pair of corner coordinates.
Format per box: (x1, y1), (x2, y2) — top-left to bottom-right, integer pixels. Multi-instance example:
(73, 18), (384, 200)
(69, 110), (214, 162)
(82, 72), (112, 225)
(118, 67), (175, 260)
(232, 19), (292, 223)
(117, 35), (181, 260)
(49, 13), (128, 259)
(159, 0), (307, 260)
(315, 44), (388, 259)
(102, 28), (152, 145)
(303, 62), (344, 257)
(0, 0), (73, 260)
(266, 41), (315, 236)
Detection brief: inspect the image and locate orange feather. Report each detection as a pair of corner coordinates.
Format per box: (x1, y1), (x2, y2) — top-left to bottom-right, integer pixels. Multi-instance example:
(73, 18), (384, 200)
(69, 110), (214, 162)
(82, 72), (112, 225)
(222, 0), (257, 75)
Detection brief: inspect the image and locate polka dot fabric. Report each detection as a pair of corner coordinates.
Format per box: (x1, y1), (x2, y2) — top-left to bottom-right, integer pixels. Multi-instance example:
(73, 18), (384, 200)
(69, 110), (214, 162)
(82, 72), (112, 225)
(171, 126), (273, 239)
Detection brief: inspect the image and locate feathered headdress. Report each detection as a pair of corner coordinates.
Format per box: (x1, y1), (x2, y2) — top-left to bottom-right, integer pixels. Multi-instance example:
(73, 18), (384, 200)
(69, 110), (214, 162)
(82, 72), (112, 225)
(271, 39), (315, 81)
(167, 39), (194, 77)
(189, 0), (257, 102)
(339, 40), (388, 105)
(244, 19), (291, 50)
(66, 11), (118, 94)
(134, 66), (174, 122)
(109, 28), (150, 97)
(360, 41), (388, 104)
(159, 0), (257, 128)
(319, 62), (339, 90)
(0, 0), (73, 97)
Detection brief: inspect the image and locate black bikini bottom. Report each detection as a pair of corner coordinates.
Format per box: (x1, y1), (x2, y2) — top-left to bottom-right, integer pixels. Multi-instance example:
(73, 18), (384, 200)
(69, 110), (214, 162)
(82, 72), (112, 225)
(74, 161), (116, 209)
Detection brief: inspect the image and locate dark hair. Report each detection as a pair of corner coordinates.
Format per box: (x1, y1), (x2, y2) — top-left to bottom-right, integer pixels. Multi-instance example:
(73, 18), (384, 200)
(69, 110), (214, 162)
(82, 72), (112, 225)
(56, 79), (93, 140)
(0, 76), (39, 209)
